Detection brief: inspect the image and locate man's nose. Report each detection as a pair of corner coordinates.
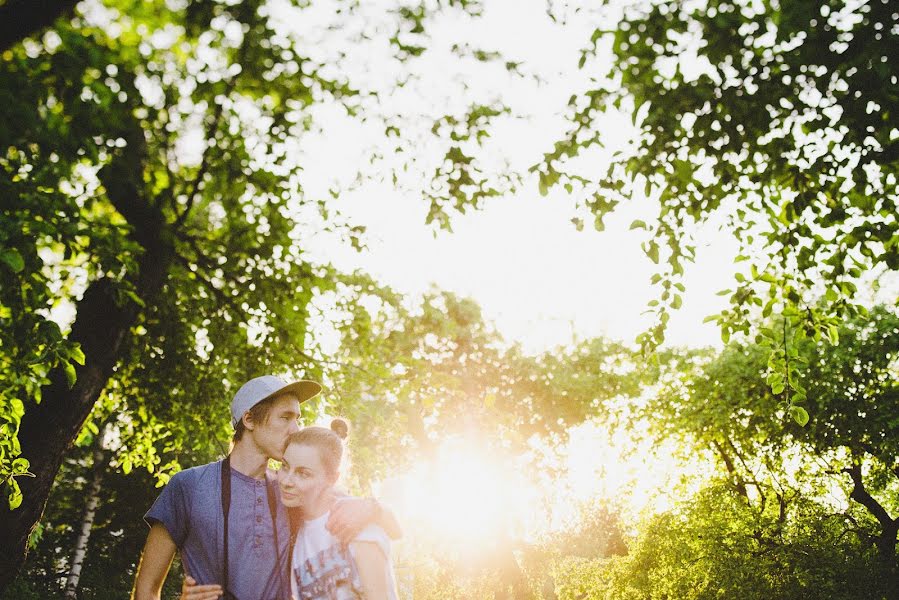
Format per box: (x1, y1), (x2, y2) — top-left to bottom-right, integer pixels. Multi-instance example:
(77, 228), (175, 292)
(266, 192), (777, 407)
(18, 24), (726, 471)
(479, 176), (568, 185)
(288, 419), (300, 434)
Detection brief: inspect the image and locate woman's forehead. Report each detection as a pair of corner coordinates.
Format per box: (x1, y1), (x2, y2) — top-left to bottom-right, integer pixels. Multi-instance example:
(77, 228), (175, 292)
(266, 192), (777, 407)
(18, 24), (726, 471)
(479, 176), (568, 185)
(283, 443), (324, 468)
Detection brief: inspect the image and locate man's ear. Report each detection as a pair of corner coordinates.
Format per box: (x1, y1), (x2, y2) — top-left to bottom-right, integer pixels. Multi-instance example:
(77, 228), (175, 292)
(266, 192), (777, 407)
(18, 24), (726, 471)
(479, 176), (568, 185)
(242, 411), (254, 431)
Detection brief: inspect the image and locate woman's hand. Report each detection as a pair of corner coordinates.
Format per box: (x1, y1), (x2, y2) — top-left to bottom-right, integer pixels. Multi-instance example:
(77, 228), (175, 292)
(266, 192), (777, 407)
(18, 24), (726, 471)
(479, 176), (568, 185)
(180, 575), (223, 600)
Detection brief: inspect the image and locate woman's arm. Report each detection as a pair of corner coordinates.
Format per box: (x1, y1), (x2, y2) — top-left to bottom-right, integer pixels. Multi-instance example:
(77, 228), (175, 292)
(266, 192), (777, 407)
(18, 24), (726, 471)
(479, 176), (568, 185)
(350, 540), (395, 599)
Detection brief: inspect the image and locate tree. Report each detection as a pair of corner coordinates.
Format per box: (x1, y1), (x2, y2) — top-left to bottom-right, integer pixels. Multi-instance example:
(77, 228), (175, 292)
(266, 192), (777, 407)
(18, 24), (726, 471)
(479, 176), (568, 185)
(598, 483), (890, 600)
(627, 306), (899, 593)
(536, 0), (897, 416)
(279, 283), (647, 599)
(316, 284), (646, 481)
(0, 0), (507, 590)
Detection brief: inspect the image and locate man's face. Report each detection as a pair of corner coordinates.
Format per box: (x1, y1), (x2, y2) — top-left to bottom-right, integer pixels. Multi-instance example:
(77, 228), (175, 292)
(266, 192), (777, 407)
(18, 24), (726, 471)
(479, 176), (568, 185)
(247, 393), (301, 460)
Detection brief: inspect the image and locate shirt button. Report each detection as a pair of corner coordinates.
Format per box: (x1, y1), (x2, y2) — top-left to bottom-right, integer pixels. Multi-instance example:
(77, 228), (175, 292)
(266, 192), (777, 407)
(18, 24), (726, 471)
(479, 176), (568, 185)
(256, 515), (262, 523)
(257, 497), (263, 504)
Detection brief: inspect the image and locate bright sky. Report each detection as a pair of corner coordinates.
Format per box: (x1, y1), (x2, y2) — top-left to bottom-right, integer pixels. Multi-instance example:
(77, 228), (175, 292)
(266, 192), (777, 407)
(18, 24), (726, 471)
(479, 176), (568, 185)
(293, 0), (739, 354)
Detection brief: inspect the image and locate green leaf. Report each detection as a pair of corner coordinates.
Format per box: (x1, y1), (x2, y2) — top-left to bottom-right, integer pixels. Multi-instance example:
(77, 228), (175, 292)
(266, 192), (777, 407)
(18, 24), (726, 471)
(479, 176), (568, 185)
(69, 345), (86, 366)
(0, 249), (24, 273)
(7, 480), (23, 510)
(789, 405), (809, 426)
(646, 241), (659, 264)
(630, 219), (647, 230)
(64, 361), (77, 389)
(538, 177), (548, 196)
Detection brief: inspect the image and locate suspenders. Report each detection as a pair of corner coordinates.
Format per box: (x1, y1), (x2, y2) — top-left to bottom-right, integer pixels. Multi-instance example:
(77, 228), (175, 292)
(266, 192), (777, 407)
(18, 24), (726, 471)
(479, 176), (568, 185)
(220, 457), (283, 599)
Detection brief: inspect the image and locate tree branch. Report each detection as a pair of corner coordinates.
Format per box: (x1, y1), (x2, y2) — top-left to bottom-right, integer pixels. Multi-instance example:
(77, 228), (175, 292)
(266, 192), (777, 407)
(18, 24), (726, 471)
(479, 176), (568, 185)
(843, 463), (896, 530)
(711, 438), (749, 500)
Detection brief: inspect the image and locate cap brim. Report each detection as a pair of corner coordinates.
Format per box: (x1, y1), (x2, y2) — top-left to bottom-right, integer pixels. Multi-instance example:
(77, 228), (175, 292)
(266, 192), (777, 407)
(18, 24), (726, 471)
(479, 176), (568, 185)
(261, 380), (322, 405)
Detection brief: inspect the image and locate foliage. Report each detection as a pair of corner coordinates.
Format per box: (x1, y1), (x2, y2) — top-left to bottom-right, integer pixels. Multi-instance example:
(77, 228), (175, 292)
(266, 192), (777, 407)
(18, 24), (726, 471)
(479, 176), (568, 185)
(598, 483), (892, 600)
(0, 0), (512, 523)
(617, 305), (899, 594)
(537, 0), (898, 417)
(0, 447), (186, 600)
(315, 282), (646, 485)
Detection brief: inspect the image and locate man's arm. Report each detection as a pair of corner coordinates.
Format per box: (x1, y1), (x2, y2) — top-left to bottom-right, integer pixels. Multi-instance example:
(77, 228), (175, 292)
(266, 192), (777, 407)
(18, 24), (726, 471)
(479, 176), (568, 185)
(131, 523), (177, 600)
(372, 499), (402, 540)
(327, 497), (402, 545)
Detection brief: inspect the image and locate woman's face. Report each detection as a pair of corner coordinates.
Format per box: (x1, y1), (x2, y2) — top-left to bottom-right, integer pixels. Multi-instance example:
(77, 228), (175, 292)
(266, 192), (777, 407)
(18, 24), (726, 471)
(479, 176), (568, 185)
(278, 442), (333, 510)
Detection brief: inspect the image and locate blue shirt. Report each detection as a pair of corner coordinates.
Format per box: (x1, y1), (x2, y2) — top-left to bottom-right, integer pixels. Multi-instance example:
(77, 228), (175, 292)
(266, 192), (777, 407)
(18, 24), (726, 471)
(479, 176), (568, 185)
(145, 460), (291, 600)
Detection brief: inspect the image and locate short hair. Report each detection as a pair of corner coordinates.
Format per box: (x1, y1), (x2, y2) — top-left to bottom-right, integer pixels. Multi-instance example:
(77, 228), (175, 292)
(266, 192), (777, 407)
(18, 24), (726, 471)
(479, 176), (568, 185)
(286, 418), (349, 477)
(232, 395), (278, 442)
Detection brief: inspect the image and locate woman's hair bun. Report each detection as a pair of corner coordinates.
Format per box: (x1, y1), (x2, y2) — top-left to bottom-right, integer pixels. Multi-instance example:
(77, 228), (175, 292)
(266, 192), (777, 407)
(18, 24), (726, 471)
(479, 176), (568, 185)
(330, 418), (350, 440)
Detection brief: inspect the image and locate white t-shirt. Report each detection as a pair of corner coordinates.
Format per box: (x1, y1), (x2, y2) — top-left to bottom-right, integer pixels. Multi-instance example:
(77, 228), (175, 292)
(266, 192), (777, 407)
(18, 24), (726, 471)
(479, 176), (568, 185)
(289, 511), (397, 600)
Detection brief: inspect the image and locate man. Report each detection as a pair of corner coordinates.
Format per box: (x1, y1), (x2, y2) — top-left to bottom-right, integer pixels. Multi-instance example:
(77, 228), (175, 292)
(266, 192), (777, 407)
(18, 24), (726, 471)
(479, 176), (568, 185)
(132, 375), (398, 600)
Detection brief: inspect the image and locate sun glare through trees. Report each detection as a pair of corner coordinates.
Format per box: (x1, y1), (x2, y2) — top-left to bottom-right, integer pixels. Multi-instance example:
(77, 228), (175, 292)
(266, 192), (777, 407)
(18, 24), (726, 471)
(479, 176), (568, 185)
(1, 0), (897, 598)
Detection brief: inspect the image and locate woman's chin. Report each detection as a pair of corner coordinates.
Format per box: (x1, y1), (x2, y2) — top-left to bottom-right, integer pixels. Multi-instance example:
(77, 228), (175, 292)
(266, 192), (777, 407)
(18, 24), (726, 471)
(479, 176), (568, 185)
(280, 491), (303, 507)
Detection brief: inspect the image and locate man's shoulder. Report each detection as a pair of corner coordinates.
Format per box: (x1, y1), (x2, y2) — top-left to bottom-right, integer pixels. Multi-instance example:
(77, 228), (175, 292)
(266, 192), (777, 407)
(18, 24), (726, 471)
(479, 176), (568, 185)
(168, 459), (223, 488)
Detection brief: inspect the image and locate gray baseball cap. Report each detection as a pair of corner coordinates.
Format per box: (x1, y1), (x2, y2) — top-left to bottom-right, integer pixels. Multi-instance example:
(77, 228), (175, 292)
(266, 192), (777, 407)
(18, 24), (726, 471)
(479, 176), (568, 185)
(230, 375), (322, 427)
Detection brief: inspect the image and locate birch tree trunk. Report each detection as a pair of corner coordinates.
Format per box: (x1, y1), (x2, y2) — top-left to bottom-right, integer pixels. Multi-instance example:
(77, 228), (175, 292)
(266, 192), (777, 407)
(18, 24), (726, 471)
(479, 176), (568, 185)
(62, 430), (108, 600)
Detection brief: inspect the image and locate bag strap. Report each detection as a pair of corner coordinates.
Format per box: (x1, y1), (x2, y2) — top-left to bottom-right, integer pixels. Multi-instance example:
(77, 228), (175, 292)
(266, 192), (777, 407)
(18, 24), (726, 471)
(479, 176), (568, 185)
(220, 457), (231, 595)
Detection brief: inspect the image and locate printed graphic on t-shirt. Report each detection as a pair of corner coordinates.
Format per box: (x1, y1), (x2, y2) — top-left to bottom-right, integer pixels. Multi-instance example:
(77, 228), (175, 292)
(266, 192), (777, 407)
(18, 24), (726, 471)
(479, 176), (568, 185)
(293, 542), (364, 600)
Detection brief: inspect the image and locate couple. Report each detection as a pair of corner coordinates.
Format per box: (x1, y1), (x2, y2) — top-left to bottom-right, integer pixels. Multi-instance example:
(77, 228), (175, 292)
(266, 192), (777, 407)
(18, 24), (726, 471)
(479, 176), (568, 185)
(131, 375), (400, 600)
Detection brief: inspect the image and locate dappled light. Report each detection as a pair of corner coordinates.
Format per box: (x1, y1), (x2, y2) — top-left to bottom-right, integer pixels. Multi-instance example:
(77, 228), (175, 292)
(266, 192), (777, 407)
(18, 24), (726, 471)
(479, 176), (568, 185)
(2, 0), (897, 598)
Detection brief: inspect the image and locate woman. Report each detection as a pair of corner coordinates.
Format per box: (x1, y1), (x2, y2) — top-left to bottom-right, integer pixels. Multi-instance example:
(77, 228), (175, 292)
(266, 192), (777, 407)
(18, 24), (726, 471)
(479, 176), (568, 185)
(279, 419), (398, 600)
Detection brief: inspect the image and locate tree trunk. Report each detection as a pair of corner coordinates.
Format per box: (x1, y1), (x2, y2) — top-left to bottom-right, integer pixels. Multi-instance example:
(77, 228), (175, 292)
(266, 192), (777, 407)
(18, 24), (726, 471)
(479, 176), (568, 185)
(0, 0), (81, 52)
(844, 462), (899, 592)
(63, 430), (109, 600)
(0, 148), (172, 592)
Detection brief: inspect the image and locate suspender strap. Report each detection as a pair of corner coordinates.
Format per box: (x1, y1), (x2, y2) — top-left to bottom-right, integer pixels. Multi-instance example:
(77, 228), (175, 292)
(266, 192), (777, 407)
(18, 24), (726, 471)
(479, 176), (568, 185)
(221, 458), (284, 598)
(265, 474), (285, 594)
(220, 458), (232, 595)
